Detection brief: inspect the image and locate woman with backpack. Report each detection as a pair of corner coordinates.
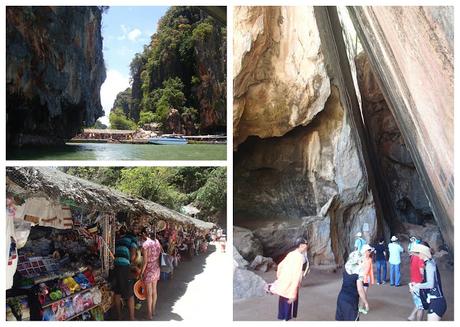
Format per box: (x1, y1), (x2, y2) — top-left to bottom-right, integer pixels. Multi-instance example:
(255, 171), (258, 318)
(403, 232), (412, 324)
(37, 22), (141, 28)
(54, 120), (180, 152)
(409, 243), (447, 321)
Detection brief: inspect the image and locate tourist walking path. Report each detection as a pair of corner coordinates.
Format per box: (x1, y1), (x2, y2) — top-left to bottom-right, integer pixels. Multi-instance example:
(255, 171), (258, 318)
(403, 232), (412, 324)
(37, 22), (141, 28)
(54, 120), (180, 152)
(234, 258), (454, 321)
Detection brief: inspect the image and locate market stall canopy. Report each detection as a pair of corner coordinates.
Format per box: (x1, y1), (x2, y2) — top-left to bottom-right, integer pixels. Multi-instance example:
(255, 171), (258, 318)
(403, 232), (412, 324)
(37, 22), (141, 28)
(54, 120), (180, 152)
(6, 167), (215, 231)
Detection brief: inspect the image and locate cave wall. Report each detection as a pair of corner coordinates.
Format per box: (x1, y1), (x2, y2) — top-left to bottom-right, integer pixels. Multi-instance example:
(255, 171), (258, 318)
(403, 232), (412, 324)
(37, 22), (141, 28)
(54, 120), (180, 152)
(233, 6), (379, 265)
(348, 6), (454, 253)
(6, 6), (106, 146)
(355, 53), (433, 229)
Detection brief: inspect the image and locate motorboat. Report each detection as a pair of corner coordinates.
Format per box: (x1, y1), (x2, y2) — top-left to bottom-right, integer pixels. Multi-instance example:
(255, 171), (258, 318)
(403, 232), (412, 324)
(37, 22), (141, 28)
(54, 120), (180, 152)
(148, 135), (188, 145)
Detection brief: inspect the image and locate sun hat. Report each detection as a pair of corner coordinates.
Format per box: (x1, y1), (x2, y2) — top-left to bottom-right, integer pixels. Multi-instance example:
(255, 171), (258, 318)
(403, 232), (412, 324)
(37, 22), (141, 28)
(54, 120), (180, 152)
(356, 232), (362, 237)
(409, 236), (418, 242)
(156, 220), (167, 232)
(409, 243), (432, 259)
(360, 244), (375, 254)
(391, 235), (398, 242)
(345, 250), (364, 276)
(134, 280), (147, 300)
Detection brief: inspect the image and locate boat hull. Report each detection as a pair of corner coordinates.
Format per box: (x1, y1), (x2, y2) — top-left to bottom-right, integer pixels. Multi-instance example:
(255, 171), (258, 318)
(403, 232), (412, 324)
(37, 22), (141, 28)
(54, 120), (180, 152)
(148, 137), (188, 145)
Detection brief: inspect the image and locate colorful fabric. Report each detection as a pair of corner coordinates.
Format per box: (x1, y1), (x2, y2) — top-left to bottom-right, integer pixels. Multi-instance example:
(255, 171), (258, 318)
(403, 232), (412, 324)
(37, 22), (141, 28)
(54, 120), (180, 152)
(142, 238), (162, 282)
(274, 250), (304, 300)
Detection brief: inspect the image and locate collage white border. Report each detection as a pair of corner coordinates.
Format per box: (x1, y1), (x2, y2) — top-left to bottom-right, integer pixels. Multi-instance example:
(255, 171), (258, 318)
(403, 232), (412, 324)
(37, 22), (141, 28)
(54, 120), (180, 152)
(1, 0), (458, 326)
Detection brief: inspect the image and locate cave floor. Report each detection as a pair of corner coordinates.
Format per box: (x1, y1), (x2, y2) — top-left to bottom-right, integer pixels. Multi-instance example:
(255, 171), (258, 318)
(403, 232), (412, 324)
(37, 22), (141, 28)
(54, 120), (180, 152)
(233, 257), (454, 321)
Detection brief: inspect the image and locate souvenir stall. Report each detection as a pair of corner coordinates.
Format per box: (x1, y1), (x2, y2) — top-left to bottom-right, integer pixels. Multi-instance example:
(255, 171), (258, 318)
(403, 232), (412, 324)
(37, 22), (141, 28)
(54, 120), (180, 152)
(6, 167), (215, 321)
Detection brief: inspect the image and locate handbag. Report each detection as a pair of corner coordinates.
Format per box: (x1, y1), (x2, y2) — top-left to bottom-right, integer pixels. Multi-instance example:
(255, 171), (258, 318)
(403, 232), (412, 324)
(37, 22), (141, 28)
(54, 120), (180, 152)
(160, 253), (168, 267)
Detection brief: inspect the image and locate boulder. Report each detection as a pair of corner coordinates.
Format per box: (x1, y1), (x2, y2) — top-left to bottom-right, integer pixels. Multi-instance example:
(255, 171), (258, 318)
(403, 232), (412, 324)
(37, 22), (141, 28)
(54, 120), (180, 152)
(233, 266), (267, 301)
(233, 246), (249, 269)
(249, 255), (277, 272)
(233, 226), (263, 261)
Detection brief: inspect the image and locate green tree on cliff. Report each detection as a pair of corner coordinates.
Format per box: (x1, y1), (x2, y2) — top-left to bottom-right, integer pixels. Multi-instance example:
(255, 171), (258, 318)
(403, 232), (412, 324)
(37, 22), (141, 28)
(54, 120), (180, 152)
(109, 108), (137, 130)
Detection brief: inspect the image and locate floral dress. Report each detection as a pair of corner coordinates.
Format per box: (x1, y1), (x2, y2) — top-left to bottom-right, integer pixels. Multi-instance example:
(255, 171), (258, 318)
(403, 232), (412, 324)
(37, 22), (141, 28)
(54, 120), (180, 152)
(142, 238), (161, 282)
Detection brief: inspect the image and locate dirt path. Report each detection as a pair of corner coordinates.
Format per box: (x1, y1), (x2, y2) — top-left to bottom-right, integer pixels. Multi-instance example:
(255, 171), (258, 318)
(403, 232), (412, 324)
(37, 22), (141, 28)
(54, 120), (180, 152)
(234, 260), (454, 321)
(123, 243), (230, 321)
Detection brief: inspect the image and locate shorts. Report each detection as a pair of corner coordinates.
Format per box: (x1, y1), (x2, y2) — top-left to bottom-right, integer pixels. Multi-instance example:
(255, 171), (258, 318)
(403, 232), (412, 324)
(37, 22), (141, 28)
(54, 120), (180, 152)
(428, 297), (447, 317)
(109, 265), (134, 299)
(411, 291), (423, 310)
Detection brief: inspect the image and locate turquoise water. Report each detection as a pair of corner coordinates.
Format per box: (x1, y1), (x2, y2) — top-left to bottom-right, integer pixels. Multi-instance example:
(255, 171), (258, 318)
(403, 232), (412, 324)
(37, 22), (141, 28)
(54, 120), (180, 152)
(7, 142), (227, 160)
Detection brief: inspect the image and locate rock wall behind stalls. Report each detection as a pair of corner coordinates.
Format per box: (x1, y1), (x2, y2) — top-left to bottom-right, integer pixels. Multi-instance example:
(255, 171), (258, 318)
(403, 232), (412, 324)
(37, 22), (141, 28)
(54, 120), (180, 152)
(6, 6), (106, 146)
(233, 6), (452, 265)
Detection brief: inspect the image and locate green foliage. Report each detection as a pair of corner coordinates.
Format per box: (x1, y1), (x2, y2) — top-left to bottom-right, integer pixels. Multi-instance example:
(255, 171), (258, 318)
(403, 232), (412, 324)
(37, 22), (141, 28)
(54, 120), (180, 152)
(62, 167), (121, 187)
(91, 120), (107, 129)
(138, 111), (156, 126)
(194, 167), (227, 214)
(192, 21), (213, 42)
(191, 75), (200, 86)
(109, 108), (137, 130)
(62, 167), (227, 220)
(112, 88), (132, 118)
(141, 77), (186, 124)
(116, 167), (187, 211)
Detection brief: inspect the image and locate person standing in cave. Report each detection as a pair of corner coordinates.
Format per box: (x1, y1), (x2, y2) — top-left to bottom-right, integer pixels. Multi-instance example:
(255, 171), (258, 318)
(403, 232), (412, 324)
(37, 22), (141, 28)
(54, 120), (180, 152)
(354, 232), (366, 252)
(407, 239), (425, 321)
(388, 236), (404, 287)
(409, 243), (447, 321)
(373, 238), (388, 284)
(272, 237), (309, 321)
(336, 250), (369, 321)
(360, 244), (375, 314)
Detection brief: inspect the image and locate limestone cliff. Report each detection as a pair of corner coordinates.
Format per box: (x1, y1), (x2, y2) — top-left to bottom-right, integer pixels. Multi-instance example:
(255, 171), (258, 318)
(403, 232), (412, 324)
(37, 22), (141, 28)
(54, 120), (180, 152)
(234, 7), (377, 265)
(233, 6), (453, 266)
(7, 6), (106, 146)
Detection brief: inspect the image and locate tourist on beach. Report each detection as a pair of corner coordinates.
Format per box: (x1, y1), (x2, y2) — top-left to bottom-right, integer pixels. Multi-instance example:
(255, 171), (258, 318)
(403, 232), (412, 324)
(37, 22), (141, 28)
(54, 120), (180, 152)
(111, 226), (139, 320)
(354, 232), (366, 252)
(273, 237), (309, 321)
(407, 239), (425, 321)
(139, 227), (162, 320)
(388, 235), (404, 287)
(336, 250), (369, 321)
(374, 238), (387, 284)
(409, 243), (447, 321)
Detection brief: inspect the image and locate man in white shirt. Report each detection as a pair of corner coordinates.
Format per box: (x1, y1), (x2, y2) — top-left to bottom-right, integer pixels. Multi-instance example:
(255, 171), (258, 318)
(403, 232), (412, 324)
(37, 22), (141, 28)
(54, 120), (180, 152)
(388, 235), (404, 287)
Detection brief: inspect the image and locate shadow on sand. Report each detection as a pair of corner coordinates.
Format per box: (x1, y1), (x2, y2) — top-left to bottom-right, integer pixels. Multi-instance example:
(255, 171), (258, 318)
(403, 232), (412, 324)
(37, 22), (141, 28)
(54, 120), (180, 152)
(109, 244), (215, 321)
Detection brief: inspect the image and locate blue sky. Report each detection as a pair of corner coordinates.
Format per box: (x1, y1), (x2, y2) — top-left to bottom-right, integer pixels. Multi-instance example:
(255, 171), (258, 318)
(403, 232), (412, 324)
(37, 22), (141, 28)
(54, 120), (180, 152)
(99, 6), (169, 125)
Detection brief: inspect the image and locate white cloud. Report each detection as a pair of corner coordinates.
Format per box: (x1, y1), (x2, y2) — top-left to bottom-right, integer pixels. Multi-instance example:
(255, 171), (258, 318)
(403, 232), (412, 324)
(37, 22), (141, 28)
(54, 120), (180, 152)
(128, 28), (142, 42)
(99, 69), (130, 125)
(117, 25), (142, 42)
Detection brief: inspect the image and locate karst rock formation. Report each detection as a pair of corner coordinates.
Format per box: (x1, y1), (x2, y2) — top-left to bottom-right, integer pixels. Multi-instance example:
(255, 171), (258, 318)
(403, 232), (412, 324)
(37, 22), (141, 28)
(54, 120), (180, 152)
(6, 6), (106, 146)
(233, 6), (453, 271)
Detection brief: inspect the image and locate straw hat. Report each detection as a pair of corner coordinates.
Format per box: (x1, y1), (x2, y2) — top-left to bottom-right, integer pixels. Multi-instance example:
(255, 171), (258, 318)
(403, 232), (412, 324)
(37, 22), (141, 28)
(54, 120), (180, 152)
(156, 220), (167, 232)
(409, 243), (432, 259)
(391, 235), (398, 242)
(134, 280), (147, 300)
